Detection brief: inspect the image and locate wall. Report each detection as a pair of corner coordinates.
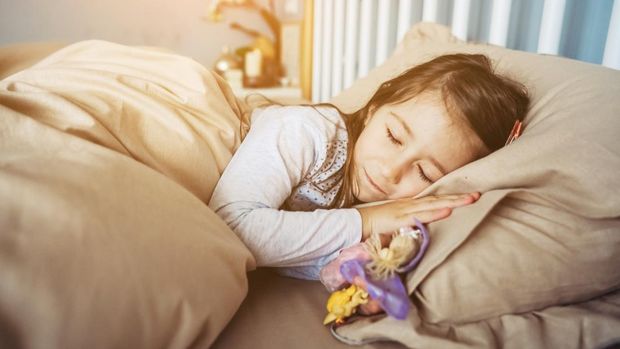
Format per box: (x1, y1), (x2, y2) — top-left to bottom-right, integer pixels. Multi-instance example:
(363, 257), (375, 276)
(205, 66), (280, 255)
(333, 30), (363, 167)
(1, 0), (614, 77)
(0, 0), (274, 68)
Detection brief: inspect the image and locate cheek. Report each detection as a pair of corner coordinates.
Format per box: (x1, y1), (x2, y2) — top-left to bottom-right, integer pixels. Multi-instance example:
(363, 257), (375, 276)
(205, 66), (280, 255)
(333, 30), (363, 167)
(354, 132), (377, 162)
(389, 174), (430, 199)
(352, 142), (364, 165)
(360, 126), (391, 153)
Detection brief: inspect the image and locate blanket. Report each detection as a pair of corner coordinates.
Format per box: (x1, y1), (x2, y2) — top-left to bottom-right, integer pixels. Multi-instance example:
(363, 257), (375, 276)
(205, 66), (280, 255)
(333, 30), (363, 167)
(0, 40), (254, 349)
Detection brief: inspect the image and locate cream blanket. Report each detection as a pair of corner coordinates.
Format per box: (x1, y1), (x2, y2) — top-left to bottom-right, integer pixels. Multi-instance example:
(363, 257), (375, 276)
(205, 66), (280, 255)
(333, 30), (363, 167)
(1, 40), (246, 203)
(0, 40), (254, 348)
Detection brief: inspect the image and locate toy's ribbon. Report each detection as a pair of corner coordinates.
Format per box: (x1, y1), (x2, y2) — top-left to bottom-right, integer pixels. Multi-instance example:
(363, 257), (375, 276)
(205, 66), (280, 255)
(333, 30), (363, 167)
(340, 259), (410, 319)
(398, 218), (430, 273)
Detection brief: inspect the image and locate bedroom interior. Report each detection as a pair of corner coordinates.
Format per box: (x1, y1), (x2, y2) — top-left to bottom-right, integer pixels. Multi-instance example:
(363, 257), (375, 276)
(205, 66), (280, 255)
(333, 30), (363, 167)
(1, 0), (619, 348)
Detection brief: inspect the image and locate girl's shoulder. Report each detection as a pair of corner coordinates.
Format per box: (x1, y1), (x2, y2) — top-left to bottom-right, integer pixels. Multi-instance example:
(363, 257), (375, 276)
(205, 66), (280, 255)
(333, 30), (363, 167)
(250, 105), (345, 135)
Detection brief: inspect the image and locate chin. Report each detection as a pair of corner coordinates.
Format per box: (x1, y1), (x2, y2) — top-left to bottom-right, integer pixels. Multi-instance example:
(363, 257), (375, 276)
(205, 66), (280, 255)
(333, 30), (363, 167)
(355, 190), (382, 203)
(356, 196), (371, 204)
(353, 191), (369, 204)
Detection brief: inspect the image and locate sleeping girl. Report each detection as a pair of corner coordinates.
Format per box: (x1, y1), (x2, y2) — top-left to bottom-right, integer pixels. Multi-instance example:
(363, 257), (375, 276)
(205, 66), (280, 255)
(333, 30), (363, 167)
(208, 53), (529, 281)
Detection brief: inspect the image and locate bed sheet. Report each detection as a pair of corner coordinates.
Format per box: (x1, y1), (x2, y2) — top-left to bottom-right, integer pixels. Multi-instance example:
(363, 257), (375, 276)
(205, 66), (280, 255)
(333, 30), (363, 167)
(215, 269), (620, 349)
(212, 268), (406, 349)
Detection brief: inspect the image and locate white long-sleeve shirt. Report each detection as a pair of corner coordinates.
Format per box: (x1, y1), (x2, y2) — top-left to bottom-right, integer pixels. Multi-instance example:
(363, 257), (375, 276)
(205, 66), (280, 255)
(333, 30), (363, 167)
(208, 105), (362, 279)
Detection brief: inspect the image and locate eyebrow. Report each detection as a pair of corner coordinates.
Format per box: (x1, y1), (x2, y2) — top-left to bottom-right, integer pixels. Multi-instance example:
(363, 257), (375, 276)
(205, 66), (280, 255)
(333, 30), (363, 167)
(390, 111), (447, 175)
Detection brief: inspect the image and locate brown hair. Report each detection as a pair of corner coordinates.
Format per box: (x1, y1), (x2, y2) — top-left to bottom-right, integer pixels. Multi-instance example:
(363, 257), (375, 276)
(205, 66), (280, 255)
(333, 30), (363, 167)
(331, 53), (529, 208)
(242, 54), (530, 209)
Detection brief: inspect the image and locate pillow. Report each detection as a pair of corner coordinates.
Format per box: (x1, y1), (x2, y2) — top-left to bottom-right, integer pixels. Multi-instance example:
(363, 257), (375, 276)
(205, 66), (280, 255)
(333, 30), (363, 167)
(0, 103), (254, 348)
(331, 22), (620, 324)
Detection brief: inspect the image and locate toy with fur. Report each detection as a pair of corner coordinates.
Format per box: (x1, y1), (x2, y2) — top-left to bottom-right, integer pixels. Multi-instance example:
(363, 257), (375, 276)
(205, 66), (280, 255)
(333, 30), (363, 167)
(320, 219), (430, 325)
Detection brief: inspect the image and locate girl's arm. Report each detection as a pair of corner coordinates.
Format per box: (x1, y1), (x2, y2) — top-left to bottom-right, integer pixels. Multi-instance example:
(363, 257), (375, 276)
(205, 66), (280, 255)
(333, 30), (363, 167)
(209, 107), (362, 275)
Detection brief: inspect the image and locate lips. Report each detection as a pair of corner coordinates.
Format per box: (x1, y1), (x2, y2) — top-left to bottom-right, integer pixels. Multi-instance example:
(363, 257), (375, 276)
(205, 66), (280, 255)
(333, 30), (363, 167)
(364, 168), (387, 196)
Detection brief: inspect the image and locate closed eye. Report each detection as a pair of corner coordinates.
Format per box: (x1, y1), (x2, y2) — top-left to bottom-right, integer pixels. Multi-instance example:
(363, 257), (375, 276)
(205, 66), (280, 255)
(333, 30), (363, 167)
(416, 164), (433, 184)
(386, 128), (402, 146)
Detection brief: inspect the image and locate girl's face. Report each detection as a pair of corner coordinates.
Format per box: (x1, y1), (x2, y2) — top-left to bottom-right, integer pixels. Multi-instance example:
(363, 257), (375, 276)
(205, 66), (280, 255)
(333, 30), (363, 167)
(351, 91), (487, 203)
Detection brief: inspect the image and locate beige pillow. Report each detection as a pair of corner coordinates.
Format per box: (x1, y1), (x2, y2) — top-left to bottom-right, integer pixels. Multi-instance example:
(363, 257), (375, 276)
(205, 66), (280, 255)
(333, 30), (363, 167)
(331, 23), (620, 324)
(0, 41), (255, 348)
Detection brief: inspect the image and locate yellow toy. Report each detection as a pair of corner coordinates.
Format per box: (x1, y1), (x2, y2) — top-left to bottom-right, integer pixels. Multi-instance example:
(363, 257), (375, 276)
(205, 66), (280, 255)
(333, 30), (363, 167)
(322, 284), (369, 325)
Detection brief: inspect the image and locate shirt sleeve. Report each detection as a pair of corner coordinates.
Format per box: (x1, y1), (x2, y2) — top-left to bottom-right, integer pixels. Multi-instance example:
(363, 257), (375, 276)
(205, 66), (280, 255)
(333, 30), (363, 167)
(208, 106), (362, 277)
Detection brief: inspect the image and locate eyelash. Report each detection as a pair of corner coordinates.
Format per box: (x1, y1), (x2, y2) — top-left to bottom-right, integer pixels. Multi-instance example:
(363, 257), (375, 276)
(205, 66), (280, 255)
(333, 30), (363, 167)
(386, 128), (402, 146)
(386, 127), (433, 184)
(417, 164), (433, 184)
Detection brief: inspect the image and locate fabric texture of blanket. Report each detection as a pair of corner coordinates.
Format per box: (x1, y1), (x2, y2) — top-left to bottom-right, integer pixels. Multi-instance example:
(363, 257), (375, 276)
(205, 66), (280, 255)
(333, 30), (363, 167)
(0, 40), (255, 348)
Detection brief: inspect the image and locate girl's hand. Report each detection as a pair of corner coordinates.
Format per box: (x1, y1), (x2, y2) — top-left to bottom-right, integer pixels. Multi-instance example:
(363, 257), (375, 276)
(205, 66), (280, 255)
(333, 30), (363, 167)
(356, 192), (480, 240)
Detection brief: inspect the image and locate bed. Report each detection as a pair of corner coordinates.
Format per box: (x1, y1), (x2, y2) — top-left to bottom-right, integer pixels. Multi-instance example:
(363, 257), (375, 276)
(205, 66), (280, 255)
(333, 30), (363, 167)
(1, 23), (619, 349)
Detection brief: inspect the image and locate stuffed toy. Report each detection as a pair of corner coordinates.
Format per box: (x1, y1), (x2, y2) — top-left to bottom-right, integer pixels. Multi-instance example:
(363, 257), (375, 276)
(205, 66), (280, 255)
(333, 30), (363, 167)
(320, 219), (430, 325)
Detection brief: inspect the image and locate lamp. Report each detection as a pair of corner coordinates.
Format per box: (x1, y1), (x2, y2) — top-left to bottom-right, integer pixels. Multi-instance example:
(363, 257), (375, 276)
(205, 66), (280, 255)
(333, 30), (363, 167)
(205, 0), (282, 87)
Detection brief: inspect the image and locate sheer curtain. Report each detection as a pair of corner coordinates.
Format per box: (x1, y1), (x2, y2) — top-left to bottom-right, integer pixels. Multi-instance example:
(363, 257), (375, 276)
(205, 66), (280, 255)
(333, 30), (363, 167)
(309, 0), (620, 102)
